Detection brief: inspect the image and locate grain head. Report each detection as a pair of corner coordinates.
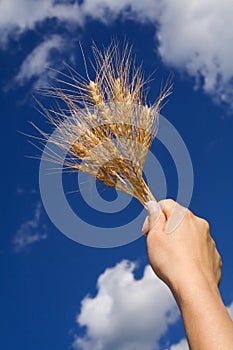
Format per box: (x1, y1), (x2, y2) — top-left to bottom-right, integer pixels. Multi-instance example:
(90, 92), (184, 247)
(37, 41), (172, 207)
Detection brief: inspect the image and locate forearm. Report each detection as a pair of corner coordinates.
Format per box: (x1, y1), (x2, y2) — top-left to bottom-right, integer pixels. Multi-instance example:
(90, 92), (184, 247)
(173, 274), (233, 350)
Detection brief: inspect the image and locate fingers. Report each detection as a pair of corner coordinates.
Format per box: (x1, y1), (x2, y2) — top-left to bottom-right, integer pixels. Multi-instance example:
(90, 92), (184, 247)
(159, 199), (188, 233)
(159, 198), (178, 219)
(142, 199), (187, 235)
(142, 201), (166, 235)
(147, 201), (162, 227)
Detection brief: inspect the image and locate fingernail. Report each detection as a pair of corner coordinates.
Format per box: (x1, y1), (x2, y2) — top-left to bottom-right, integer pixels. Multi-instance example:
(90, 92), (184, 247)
(147, 201), (159, 216)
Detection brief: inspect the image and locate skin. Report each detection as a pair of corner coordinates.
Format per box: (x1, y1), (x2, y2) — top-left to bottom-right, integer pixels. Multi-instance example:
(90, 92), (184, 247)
(142, 199), (233, 350)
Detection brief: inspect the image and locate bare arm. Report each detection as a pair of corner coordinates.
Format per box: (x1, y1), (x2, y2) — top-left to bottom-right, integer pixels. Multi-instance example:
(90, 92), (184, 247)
(143, 199), (233, 350)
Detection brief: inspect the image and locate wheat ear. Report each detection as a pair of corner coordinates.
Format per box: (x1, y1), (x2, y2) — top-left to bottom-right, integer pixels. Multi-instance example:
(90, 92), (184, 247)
(37, 41), (172, 207)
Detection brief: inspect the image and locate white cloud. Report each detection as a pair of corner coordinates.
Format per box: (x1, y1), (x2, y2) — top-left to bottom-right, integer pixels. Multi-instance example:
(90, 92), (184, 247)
(1, 0), (233, 107)
(156, 0), (233, 106)
(73, 258), (233, 350)
(0, 0), (83, 46)
(83, 0), (233, 107)
(0, 0), (157, 44)
(82, 0), (159, 23)
(12, 201), (47, 252)
(73, 260), (179, 350)
(170, 339), (189, 350)
(14, 35), (66, 87)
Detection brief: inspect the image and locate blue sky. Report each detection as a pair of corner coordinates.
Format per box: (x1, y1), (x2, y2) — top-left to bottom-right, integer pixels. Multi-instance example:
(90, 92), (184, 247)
(1, 1), (233, 349)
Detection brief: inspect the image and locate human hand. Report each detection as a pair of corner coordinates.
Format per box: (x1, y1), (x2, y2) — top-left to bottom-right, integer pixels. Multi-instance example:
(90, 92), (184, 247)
(143, 199), (222, 297)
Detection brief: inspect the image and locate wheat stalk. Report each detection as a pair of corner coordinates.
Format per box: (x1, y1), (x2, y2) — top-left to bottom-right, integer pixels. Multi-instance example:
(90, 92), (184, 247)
(38, 41), (172, 208)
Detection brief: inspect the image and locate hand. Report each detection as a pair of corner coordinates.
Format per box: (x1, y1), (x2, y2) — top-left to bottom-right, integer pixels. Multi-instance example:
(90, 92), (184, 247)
(143, 199), (233, 350)
(143, 199), (222, 296)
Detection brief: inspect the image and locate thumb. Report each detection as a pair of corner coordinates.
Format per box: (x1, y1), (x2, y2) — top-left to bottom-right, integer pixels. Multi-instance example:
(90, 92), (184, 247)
(142, 201), (166, 235)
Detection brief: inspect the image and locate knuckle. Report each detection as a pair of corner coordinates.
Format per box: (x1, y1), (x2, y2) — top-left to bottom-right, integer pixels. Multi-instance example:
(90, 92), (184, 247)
(166, 198), (176, 206)
(219, 257), (223, 268)
(200, 218), (210, 230)
(216, 250), (222, 264)
(185, 208), (193, 218)
(182, 208), (194, 223)
(159, 198), (176, 210)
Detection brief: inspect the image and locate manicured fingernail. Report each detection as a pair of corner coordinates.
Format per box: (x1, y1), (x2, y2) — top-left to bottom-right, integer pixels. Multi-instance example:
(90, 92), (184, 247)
(147, 201), (159, 216)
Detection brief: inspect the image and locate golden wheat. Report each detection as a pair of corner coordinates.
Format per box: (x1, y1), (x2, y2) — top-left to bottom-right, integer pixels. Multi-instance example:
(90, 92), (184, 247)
(38, 41), (172, 207)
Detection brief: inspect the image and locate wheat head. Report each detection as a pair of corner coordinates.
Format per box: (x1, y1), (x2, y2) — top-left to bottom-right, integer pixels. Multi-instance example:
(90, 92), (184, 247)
(38, 41), (172, 208)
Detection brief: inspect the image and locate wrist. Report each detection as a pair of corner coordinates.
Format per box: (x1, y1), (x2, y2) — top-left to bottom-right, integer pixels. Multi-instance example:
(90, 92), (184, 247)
(169, 268), (220, 307)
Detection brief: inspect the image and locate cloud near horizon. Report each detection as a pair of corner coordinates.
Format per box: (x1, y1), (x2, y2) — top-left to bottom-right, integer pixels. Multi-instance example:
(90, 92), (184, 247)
(73, 260), (180, 350)
(73, 260), (233, 350)
(1, 0), (233, 107)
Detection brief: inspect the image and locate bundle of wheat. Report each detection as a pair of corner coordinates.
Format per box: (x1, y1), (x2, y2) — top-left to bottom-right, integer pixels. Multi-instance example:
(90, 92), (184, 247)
(38, 41), (172, 207)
